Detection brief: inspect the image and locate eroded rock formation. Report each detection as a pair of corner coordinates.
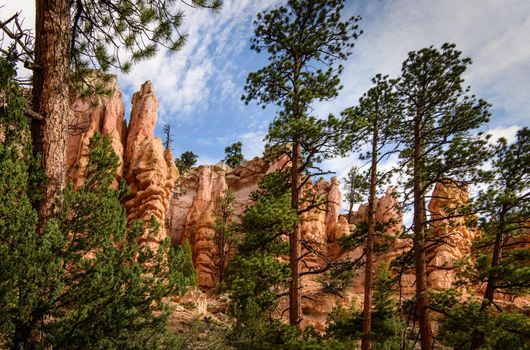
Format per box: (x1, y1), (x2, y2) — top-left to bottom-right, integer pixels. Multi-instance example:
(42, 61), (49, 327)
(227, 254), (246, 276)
(68, 79), (178, 243)
(67, 77), (127, 188)
(425, 182), (477, 290)
(165, 158), (350, 289)
(123, 81), (178, 243)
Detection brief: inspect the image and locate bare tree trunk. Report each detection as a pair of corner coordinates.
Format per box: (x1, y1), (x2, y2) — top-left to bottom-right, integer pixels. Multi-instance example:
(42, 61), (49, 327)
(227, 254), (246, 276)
(413, 117), (433, 350)
(32, 0), (71, 227)
(361, 121), (378, 350)
(289, 141), (301, 326)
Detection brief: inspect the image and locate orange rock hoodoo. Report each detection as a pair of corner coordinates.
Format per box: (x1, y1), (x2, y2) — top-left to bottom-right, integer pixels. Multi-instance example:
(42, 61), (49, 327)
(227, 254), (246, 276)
(68, 78), (178, 243)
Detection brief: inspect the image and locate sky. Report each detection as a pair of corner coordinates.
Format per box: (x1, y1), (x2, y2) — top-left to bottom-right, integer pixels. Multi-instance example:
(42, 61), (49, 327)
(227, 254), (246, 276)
(3, 0), (530, 186)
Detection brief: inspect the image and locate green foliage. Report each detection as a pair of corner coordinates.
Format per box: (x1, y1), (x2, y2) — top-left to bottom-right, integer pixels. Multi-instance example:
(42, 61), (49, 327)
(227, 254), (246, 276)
(240, 172), (297, 256)
(343, 73), (402, 163)
(175, 150), (198, 174)
(437, 300), (530, 349)
(243, 0), (362, 174)
(47, 134), (195, 348)
(317, 261), (360, 295)
(342, 165), (368, 218)
(0, 57), (46, 348)
(396, 43), (491, 192)
(227, 307), (355, 350)
(464, 128), (530, 296)
(0, 68), (195, 348)
(69, 0), (221, 85)
(326, 264), (404, 349)
(1, 131), (196, 349)
(337, 220), (397, 256)
(225, 173), (295, 316)
(223, 141), (244, 168)
(213, 189), (239, 282)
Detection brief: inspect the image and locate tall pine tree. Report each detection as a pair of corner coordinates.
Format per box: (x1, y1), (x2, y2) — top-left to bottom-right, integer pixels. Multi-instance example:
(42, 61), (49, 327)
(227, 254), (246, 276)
(469, 128), (530, 348)
(344, 74), (401, 350)
(242, 0), (361, 326)
(394, 43), (490, 350)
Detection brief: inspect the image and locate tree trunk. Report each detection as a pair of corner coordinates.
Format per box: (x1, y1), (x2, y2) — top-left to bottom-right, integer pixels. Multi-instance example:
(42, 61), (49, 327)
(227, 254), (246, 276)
(347, 200), (354, 223)
(289, 141), (301, 326)
(32, 0), (71, 227)
(470, 209), (506, 349)
(413, 117), (433, 350)
(12, 323), (32, 350)
(361, 121), (378, 350)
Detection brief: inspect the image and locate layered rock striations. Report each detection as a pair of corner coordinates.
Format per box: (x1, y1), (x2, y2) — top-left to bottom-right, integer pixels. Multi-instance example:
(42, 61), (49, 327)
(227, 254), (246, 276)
(68, 79), (178, 243)
(122, 81), (178, 243)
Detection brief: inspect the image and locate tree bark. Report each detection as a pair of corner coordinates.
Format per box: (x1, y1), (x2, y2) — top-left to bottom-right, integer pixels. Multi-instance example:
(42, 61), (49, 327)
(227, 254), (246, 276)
(32, 0), (72, 227)
(289, 141), (301, 326)
(413, 116), (433, 350)
(361, 120), (378, 350)
(470, 208), (506, 349)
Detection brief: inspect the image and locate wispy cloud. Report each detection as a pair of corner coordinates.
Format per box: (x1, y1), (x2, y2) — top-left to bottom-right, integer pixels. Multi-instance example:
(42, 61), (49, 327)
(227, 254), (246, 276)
(119, 0), (283, 126)
(313, 0), (530, 127)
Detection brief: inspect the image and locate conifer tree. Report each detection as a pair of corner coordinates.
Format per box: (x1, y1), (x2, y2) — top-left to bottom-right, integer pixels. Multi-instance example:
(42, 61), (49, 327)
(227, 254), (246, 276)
(224, 141), (244, 168)
(175, 150), (198, 174)
(394, 43), (490, 350)
(342, 166), (367, 223)
(0, 63), (195, 347)
(213, 188), (238, 283)
(344, 74), (401, 350)
(467, 128), (530, 348)
(243, 0), (362, 326)
(224, 172), (296, 346)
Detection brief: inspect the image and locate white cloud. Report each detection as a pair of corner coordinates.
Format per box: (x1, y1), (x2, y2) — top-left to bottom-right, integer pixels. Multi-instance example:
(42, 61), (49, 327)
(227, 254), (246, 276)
(118, 0), (284, 126)
(486, 125), (521, 144)
(313, 0), (530, 126)
(239, 130), (266, 159)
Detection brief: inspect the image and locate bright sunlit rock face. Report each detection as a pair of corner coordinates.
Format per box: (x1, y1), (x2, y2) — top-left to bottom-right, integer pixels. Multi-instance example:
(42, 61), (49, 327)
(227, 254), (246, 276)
(68, 79), (178, 244)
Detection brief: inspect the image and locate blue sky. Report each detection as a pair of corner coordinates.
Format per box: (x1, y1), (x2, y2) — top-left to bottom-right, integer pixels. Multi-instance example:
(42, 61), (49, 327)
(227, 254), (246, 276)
(3, 0), (530, 180)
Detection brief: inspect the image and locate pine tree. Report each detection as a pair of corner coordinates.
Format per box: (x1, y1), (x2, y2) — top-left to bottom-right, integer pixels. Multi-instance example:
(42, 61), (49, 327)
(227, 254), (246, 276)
(213, 188), (238, 283)
(468, 128), (530, 348)
(224, 141), (244, 168)
(175, 150), (198, 174)
(394, 43), (491, 350)
(344, 74), (401, 350)
(243, 0), (362, 326)
(224, 172), (296, 347)
(342, 166), (368, 223)
(0, 65), (195, 347)
(325, 264), (403, 349)
(0, 56), (46, 350)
